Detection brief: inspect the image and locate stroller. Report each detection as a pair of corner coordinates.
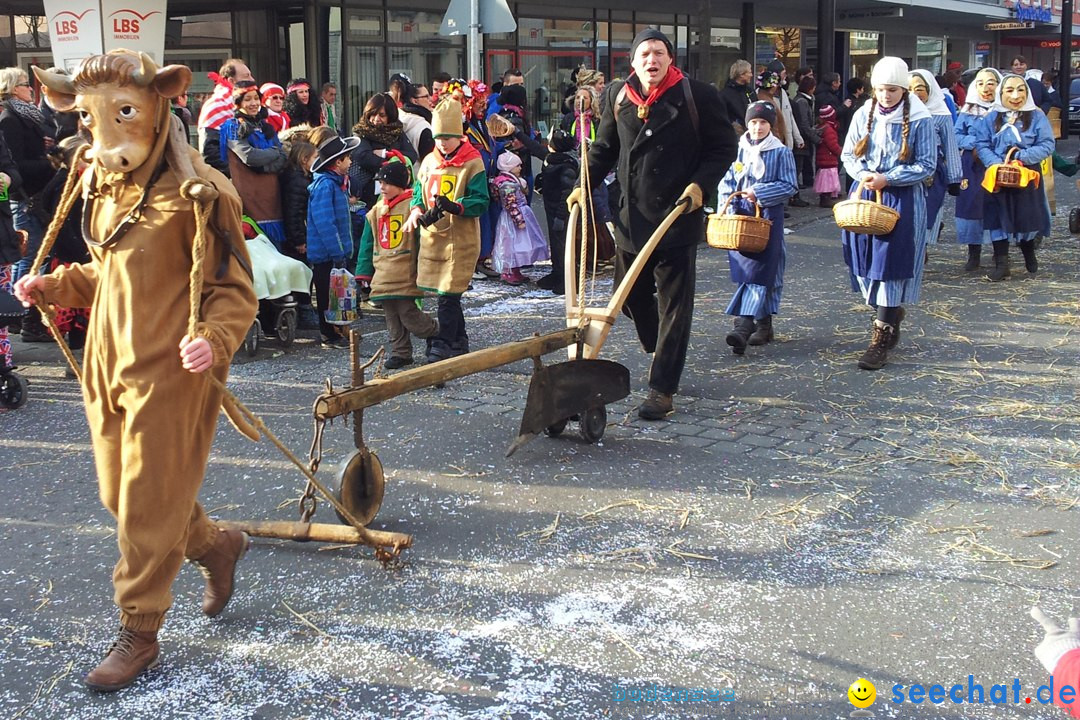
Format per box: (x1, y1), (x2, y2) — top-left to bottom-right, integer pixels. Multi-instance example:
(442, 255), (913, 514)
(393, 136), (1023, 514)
(0, 283), (28, 409)
(240, 217), (314, 357)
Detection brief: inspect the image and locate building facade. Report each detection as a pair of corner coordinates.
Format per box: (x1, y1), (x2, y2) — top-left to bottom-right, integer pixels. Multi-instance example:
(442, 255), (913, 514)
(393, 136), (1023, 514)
(2, 0), (1078, 133)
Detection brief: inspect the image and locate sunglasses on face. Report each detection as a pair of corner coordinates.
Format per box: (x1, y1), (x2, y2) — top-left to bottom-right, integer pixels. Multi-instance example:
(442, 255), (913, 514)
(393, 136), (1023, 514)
(268, 95), (284, 101)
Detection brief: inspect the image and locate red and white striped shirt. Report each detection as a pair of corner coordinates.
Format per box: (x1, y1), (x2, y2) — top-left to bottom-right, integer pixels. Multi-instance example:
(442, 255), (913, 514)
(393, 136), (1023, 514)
(198, 84), (234, 131)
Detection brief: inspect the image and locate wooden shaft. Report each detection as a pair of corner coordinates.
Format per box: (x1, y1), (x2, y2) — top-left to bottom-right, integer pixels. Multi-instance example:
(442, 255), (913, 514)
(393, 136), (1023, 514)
(218, 520), (413, 547)
(604, 200), (688, 320)
(313, 327), (581, 419)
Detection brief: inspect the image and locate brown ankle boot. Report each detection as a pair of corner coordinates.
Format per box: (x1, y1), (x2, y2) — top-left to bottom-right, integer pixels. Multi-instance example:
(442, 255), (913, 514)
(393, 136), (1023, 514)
(84, 626), (160, 692)
(192, 528), (250, 617)
(858, 320), (894, 370)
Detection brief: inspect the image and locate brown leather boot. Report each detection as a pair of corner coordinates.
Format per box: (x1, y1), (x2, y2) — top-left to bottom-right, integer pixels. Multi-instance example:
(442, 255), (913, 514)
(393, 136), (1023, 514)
(191, 528), (250, 617)
(858, 320), (895, 370)
(84, 626), (160, 692)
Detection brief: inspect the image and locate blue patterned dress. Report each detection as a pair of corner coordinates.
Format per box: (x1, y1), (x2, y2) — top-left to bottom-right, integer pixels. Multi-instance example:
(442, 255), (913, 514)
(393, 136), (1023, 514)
(717, 136), (798, 319)
(954, 106), (992, 245)
(840, 97), (936, 307)
(974, 110), (1054, 243)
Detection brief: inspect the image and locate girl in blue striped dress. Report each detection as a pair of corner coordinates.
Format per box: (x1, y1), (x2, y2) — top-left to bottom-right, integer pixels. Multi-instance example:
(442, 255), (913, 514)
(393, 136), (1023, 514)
(908, 70), (962, 247)
(840, 57), (936, 371)
(973, 74), (1054, 281)
(953, 68), (1001, 271)
(717, 101), (798, 354)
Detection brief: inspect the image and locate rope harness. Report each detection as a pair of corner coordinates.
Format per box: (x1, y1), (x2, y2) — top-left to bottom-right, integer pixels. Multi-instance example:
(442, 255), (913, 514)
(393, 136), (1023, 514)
(574, 95), (602, 324)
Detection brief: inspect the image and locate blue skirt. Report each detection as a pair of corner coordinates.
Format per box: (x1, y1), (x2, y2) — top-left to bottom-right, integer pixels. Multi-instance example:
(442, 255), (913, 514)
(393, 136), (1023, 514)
(984, 178), (1051, 242)
(727, 200), (785, 287)
(841, 182), (925, 282)
(924, 166), (947, 245)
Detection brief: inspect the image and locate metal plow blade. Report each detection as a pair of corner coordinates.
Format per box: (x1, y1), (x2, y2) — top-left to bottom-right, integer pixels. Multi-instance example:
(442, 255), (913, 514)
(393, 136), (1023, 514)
(507, 359), (631, 456)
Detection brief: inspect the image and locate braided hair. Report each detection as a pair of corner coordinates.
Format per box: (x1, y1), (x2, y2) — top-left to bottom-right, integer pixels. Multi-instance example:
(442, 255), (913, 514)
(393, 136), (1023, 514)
(853, 91), (913, 162)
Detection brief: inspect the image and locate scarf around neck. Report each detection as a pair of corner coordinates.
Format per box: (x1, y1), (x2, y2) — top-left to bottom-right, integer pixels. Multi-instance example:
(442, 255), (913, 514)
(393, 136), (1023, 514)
(6, 98), (46, 129)
(737, 132), (785, 181)
(623, 66), (686, 119)
(352, 117), (404, 147)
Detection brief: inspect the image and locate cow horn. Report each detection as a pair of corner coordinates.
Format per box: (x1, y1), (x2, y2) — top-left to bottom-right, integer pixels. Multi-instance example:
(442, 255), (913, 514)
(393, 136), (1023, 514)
(131, 52), (156, 87)
(31, 65), (75, 96)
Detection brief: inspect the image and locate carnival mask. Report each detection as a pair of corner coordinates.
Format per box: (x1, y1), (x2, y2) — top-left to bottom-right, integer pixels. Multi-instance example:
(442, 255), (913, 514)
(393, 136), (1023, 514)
(908, 76), (930, 104)
(1001, 76), (1028, 111)
(974, 70), (999, 103)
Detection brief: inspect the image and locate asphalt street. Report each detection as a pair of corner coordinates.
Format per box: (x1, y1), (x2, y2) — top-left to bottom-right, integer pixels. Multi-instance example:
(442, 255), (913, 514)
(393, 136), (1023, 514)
(2, 149), (1079, 720)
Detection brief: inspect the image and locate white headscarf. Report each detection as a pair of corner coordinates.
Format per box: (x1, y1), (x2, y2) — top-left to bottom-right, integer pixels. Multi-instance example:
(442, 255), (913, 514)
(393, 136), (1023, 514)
(871, 57), (909, 88)
(961, 68), (1002, 115)
(1025, 68), (1043, 82)
(909, 69), (951, 117)
(871, 91), (932, 125)
(991, 73), (1038, 114)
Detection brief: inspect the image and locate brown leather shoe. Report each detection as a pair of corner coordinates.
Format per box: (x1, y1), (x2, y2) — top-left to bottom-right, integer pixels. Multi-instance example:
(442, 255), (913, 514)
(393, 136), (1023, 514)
(192, 528), (250, 617)
(638, 389), (674, 420)
(84, 626), (159, 692)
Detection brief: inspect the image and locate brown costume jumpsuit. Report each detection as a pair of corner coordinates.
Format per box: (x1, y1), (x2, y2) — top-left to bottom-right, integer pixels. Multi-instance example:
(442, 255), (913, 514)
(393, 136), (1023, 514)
(38, 128), (257, 632)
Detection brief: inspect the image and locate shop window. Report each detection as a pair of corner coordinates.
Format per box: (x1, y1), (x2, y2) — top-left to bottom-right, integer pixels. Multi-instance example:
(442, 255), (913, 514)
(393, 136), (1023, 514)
(345, 44), (385, 129)
(0, 15), (13, 60)
(169, 13), (231, 47)
(850, 32), (879, 80)
(757, 27), (801, 72)
(387, 10), (446, 43)
(390, 46), (463, 90)
(916, 36), (944, 75)
(347, 10), (383, 42)
(13, 15), (49, 49)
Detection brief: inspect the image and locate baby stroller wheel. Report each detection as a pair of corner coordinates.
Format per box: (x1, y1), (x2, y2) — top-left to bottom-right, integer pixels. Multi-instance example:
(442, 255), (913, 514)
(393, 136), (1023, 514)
(276, 308), (297, 348)
(1, 370), (28, 409)
(1069, 207), (1080, 234)
(243, 321), (259, 357)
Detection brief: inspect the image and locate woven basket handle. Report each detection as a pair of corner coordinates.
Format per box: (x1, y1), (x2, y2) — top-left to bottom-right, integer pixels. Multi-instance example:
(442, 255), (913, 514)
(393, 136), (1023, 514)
(1004, 147), (1020, 164)
(852, 178), (883, 204)
(720, 190), (762, 217)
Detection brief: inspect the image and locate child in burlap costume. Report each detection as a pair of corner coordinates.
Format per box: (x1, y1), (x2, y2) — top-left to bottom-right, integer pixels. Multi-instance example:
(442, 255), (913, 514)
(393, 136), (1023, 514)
(355, 155), (437, 369)
(404, 97), (489, 362)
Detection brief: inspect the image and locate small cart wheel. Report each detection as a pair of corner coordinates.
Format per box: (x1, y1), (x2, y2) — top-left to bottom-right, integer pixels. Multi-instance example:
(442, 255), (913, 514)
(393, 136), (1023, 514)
(0, 371), (28, 409)
(1070, 207), (1080, 234)
(544, 418), (568, 437)
(334, 449), (386, 526)
(243, 321), (259, 357)
(580, 405), (607, 444)
(276, 308), (297, 348)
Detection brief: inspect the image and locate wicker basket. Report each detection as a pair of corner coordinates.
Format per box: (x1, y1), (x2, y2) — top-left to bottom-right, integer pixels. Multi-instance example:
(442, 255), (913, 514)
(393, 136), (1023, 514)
(833, 181), (900, 236)
(991, 147), (1023, 189)
(1048, 107), (1062, 139)
(707, 192), (772, 252)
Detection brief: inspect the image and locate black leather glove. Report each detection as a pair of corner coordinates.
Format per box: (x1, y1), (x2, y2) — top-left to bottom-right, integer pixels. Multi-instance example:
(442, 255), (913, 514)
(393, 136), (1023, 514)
(947, 183), (961, 196)
(435, 195), (464, 215)
(418, 206), (445, 228)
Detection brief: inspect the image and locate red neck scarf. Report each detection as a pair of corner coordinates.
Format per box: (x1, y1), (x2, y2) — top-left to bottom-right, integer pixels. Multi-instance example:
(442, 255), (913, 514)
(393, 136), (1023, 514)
(434, 140), (481, 169)
(623, 66), (685, 120)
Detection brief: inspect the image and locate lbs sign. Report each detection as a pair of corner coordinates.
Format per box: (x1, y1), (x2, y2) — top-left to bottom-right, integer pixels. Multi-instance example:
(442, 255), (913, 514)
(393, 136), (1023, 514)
(43, 0), (166, 71)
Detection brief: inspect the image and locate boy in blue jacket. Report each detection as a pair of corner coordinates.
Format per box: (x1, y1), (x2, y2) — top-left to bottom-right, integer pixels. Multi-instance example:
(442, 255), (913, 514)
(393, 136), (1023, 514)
(308, 134), (361, 346)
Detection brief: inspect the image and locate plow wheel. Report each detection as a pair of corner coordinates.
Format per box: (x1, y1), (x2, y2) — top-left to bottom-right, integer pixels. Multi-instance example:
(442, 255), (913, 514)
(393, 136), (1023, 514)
(334, 449), (386, 526)
(579, 405), (607, 444)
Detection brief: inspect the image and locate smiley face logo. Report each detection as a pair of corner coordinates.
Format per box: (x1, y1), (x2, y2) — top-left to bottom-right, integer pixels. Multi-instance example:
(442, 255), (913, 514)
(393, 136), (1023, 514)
(848, 678), (876, 709)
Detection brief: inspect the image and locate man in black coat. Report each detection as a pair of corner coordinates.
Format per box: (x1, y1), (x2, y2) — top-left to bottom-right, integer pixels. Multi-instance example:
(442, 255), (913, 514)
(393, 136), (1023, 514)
(719, 59), (755, 134)
(572, 28), (737, 420)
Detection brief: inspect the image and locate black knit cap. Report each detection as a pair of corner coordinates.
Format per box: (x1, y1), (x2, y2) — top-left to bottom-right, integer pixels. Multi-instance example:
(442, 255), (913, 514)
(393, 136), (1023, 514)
(374, 160), (410, 189)
(549, 129), (575, 153)
(745, 100), (777, 128)
(498, 84), (527, 108)
(631, 28), (674, 58)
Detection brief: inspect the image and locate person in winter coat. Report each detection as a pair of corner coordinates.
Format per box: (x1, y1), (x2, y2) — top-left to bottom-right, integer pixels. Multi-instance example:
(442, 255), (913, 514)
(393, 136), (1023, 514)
(0, 127), (23, 370)
(260, 83), (291, 134)
(792, 76), (821, 191)
(953, 68), (1000, 272)
(766, 60), (806, 153)
(719, 60), (756, 134)
(284, 78), (323, 128)
(349, 93), (418, 209)
(974, 73), (1054, 281)
(354, 158), (437, 369)
(489, 151), (548, 285)
(909, 69), (963, 247)
(575, 28), (737, 420)
(814, 105), (843, 207)
(403, 97), (489, 363)
(498, 83), (545, 202)
(219, 81), (289, 248)
(0, 67), (56, 283)
(814, 73), (843, 118)
(307, 134), (360, 345)
(840, 56), (935, 371)
(536, 129), (578, 294)
(717, 101), (798, 355)
(278, 137), (319, 329)
(198, 59), (254, 177)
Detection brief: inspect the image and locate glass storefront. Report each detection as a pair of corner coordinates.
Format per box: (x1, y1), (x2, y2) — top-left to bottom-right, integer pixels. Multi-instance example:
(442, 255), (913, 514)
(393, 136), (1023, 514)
(850, 32), (880, 81)
(917, 36), (945, 75)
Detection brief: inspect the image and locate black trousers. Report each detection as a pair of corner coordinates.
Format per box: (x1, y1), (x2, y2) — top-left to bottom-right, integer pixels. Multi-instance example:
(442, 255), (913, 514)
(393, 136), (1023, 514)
(613, 242), (697, 396)
(312, 261), (336, 339)
(797, 152), (815, 188)
(433, 294), (467, 354)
